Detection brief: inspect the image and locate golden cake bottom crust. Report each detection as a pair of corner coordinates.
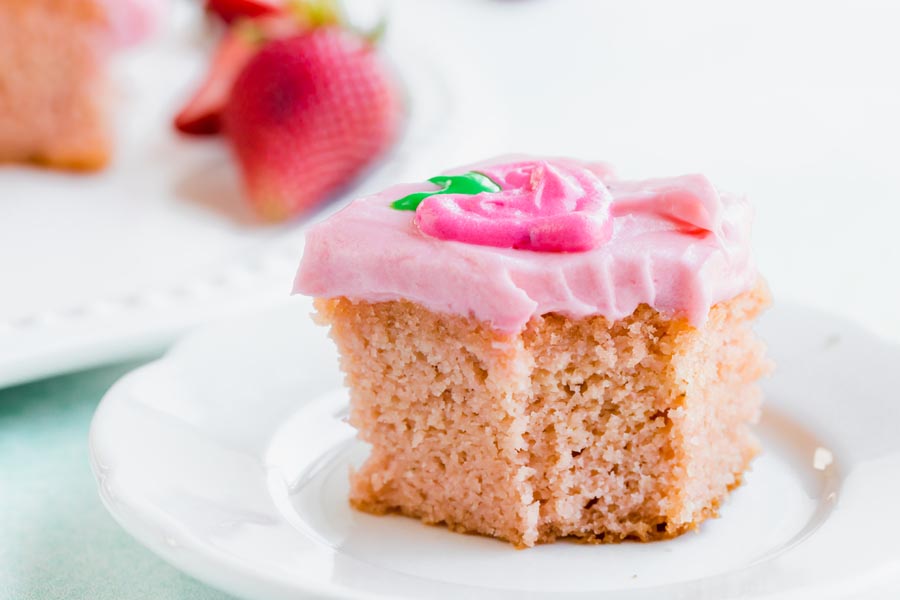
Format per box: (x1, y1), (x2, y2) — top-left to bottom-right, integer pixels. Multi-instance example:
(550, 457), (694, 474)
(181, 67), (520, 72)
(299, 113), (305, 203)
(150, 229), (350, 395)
(315, 282), (771, 548)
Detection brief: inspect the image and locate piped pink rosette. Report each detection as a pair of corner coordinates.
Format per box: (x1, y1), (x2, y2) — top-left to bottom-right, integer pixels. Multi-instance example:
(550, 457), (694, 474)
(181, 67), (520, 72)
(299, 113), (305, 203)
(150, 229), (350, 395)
(415, 160), (614, 253)
(295, 156), (757, 332)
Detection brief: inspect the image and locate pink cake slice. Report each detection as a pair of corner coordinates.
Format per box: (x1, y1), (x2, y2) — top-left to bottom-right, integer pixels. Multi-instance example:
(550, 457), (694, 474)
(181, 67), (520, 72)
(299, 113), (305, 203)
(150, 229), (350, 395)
(0, 0), (161, 170)
(295, 156), (771, 547)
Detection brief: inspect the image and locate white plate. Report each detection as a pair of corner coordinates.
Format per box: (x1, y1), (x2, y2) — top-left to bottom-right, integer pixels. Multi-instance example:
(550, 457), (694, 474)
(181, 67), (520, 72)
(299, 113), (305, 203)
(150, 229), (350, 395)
(0, 0), (504, 389)
(90, 300), (900, 599)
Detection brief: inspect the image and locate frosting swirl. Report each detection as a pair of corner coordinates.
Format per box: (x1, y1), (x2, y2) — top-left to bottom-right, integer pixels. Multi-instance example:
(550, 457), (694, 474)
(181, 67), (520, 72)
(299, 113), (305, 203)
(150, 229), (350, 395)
(414, 160), (614, 253)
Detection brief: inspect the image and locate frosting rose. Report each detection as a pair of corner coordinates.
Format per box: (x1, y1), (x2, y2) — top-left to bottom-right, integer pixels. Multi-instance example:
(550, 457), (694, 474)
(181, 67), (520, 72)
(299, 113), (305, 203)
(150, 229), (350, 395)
(413, 160), (615, 253)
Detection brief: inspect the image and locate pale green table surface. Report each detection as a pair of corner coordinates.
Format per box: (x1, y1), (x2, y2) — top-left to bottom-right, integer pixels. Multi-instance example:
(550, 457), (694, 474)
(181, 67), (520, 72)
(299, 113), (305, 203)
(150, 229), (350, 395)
(0, 362), (235, 600)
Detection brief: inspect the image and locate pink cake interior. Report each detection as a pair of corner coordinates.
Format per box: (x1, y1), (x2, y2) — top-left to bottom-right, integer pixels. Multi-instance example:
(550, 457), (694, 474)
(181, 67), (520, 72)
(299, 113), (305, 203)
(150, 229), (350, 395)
(317, 283), (769, 546)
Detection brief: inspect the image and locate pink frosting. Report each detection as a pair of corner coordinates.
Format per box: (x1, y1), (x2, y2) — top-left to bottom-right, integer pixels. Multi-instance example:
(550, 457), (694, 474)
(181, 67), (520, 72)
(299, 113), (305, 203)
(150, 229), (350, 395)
(295, 156), (758, 333)
(416, 160), (613, 252)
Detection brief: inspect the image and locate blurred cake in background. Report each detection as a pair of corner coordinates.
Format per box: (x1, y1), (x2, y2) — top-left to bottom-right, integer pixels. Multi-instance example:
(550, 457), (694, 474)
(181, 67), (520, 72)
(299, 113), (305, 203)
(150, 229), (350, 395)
(0, 0), (162, 170)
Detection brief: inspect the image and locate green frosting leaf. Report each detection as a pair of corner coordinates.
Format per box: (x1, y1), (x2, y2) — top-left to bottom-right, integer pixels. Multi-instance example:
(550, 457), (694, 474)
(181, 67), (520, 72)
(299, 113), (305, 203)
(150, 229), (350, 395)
(391, 171), (501, 211)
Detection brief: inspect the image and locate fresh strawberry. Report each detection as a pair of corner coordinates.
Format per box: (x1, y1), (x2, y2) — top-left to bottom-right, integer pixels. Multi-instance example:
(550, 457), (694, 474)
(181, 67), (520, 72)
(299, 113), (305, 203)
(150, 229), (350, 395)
(175, 28), (257, 134)
(174, 15), (302, 135)
(223, 28), (402, 220)
(205, 0), (282, 24)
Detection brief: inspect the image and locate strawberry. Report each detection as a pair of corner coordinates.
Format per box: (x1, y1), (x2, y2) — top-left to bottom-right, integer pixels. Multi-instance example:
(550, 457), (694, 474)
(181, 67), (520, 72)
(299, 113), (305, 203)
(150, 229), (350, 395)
(174, 13), (306, 135)
(174, 27), (258, 135)
(205, 0), (282, 24)
(223, 28), (402, 220)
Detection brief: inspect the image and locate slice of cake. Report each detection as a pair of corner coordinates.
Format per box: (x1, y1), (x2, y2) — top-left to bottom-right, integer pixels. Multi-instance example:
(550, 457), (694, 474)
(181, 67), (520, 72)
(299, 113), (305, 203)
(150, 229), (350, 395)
(0, 0), (161, 170)
(295, 156), (771, 547)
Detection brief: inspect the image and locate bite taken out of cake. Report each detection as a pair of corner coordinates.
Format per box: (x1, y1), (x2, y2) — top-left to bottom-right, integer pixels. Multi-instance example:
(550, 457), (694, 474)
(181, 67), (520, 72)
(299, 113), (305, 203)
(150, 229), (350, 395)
(295, 156), (771, 548)
(0, 0), (162, 170)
